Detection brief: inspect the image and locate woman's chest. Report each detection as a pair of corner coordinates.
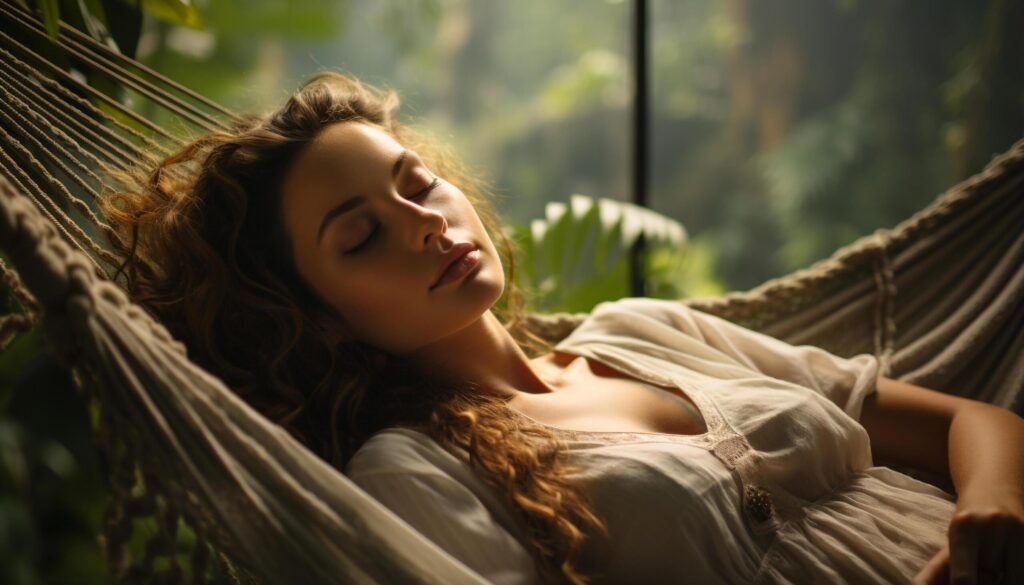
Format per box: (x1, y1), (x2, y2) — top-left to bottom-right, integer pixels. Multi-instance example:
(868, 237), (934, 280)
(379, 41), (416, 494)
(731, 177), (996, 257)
(521, 355), (708, 436)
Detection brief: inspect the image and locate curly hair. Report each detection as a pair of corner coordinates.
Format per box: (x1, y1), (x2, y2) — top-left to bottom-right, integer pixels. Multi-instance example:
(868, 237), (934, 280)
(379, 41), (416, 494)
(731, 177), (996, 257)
(99, 71), (609, 584)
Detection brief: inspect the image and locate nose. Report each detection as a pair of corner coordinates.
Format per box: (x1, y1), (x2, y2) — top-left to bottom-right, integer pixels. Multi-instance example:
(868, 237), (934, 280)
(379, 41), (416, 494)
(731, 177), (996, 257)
(408, 201), (448, 251)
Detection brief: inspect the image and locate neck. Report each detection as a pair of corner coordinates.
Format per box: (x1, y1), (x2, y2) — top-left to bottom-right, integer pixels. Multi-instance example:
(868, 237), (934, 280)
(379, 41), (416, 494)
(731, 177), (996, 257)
(405, 310), (562, 402)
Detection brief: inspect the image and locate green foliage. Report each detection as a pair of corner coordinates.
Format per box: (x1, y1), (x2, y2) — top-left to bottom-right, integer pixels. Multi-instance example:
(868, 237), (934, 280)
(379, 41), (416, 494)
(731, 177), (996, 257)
(0, 334), (113, 585)
(538, 49), (628, 118)
(130, 0), (344, 127)
(22, 0), (195, 42)
(203, 0), (340, 40)
(35, 0), (59, 38)
(142, 0), (202, 29)
(754, 77), (879, 270)
(507, 194), (723, 314)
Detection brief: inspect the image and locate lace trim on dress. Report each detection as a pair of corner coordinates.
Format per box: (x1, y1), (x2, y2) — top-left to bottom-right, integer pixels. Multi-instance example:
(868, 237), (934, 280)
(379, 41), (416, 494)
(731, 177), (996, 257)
(509, 374), (724, 448)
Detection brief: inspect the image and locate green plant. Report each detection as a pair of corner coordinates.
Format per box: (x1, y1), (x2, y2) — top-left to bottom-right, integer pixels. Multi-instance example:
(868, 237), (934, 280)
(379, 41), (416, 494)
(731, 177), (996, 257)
(507, 194), (723, 314)
(24, 0), (202, 44)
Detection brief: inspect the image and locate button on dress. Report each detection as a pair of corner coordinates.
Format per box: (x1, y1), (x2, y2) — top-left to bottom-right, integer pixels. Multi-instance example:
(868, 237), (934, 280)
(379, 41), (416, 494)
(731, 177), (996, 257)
(344, 297), (956, 585)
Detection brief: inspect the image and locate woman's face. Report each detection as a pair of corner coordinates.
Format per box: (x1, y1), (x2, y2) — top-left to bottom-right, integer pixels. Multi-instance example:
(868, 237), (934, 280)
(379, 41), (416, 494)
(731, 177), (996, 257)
(279, 121), (504, 355)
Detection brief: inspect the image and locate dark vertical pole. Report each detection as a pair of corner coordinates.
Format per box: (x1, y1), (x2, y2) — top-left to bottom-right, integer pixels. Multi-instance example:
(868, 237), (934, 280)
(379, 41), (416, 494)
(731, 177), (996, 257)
(629, 0), (649, 297)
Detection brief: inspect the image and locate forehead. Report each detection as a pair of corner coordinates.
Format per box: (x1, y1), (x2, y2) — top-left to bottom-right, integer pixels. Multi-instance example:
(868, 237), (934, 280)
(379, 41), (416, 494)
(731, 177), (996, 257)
(279, 121), (400, 244)
(285, 121), (398, 186)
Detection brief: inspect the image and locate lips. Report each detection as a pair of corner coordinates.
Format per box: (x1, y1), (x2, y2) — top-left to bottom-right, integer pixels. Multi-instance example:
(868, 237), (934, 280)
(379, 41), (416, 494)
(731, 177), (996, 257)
(431, 241), (477, 290)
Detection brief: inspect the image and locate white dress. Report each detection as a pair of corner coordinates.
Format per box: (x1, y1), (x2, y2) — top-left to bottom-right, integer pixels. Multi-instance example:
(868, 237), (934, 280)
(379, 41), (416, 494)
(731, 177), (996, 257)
(343, 297), (956, 585)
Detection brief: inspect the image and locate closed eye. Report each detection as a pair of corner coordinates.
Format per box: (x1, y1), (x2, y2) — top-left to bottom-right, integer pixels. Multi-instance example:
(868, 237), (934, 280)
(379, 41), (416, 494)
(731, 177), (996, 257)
(342, 176), (442, 255)
(343, 225), (377, 255)
(413, 176), (441, 199)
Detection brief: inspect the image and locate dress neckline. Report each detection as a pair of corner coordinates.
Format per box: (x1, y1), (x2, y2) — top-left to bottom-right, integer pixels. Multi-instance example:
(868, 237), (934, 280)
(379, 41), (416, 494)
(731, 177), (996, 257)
(508, 407), (712, 444)
(510, 345), (723, 444)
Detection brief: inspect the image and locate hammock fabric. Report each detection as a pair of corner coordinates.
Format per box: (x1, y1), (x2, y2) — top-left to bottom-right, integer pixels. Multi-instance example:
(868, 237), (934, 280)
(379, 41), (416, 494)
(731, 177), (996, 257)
(0, 2), (1022, 583)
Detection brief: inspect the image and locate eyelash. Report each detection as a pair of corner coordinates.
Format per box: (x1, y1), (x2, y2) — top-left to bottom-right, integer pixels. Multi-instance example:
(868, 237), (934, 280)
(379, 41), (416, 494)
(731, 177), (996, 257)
(343, 176), (442, 255)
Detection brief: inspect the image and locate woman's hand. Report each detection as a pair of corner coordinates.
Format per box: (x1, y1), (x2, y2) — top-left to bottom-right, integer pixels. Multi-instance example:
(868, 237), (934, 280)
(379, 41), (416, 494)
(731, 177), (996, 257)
(912, 486), (1024, 585)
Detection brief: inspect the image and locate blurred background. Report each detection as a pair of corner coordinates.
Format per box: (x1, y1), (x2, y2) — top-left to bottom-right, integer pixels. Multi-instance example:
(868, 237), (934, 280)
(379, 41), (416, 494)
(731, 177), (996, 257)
(124, 0), (1023, 294)
(1, 0), (1022, 582)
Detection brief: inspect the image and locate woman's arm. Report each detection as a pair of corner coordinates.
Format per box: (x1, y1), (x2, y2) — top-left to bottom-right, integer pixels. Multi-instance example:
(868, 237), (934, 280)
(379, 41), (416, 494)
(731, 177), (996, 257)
(861, 376), (1024, 584)
(860, 375), (1024, 490)
(860, 375), (966, 480)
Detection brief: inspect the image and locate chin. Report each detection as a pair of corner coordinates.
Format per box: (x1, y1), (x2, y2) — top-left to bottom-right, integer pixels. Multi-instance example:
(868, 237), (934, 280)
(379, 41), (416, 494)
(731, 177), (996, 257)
(481, 269), (507, 306)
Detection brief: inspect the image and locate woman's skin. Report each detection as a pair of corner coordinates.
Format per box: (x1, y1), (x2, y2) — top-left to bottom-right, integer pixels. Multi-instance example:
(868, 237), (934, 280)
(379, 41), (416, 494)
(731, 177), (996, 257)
(280, 120), (564, 400)
(280, 119), (1024, 585)
(862, 378), (1024, 583)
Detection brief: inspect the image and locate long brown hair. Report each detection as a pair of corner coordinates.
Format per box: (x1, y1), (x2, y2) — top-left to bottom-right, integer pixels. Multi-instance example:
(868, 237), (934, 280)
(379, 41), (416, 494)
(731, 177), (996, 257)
(100, 71), (608, 584)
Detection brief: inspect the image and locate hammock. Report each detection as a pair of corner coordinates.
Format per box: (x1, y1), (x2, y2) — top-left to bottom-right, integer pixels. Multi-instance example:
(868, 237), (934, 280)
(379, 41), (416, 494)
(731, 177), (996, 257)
(0, 2), (1021, 582)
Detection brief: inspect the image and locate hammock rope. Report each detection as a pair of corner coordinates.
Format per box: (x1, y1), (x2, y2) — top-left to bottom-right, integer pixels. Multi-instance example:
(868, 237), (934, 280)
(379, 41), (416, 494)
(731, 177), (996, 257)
(0, 118), (117, 271)
(0, 58), (140, 166)
(0, 254), (38, 346)
(0, 0), (239, 130)
(0, 91), (106, 202)
(0, 124), (110, 270)
(0, 0), (1021, 582)
(0, 28), (176, 141)
(0, 49), (173, 163)
(871, 235), (897, 375)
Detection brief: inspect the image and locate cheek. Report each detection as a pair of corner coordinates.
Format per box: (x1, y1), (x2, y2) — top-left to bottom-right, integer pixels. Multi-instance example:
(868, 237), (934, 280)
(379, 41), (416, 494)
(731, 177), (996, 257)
(330, 266), (412, 312)
(461, 199), (486, 227)
(323, 267), (426, 340)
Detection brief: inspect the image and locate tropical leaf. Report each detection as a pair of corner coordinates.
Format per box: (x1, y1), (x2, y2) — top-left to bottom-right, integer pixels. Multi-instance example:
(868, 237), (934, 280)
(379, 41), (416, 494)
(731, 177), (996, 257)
(99, 0), (144, 57)
(513, 194), (688, 313)
(77, 0), (112, 47)
(141, 0), (202, 29)
(37, 0), (60, 39)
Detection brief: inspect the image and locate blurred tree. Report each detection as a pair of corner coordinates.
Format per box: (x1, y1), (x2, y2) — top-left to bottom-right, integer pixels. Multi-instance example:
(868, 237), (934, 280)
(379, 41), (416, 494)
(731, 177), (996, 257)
(647, 0), (1023, 289)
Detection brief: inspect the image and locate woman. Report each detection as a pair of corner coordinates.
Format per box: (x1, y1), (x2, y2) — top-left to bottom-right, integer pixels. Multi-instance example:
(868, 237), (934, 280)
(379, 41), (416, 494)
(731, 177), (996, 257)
(102, 72), (1023, 585)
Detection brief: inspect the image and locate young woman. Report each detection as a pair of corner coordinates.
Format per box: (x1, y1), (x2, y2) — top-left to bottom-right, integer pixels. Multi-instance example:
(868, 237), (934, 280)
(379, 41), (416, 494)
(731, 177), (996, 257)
(102, 72), (1023, 585)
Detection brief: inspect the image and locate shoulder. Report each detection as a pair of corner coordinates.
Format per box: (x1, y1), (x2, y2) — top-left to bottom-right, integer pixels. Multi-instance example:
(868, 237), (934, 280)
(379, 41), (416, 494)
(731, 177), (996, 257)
(554, 297), (731, 350)
(585, 297), (716, 335)
(591, 296), (702, 321)
(344, 426), (465, 478)
(343, 426), (542, 567)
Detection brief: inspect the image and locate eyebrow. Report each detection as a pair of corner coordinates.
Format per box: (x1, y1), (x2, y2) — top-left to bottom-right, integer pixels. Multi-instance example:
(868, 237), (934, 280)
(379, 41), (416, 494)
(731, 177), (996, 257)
(316, 149), (407, 246)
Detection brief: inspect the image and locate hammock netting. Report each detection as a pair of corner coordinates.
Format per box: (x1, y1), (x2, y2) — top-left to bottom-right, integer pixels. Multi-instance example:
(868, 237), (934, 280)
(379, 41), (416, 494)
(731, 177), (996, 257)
(0, 2), (1021, 583)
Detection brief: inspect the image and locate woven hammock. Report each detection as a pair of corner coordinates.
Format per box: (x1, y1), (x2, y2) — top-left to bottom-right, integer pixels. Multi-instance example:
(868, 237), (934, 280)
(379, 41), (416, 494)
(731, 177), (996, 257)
(0, 2), (1022, 583)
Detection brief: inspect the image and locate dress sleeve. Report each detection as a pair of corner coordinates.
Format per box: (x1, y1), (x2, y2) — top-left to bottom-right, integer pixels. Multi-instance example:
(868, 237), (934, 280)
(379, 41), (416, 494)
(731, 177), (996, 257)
(344, 431), (542, 585)
(614, 298), (881, 421)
